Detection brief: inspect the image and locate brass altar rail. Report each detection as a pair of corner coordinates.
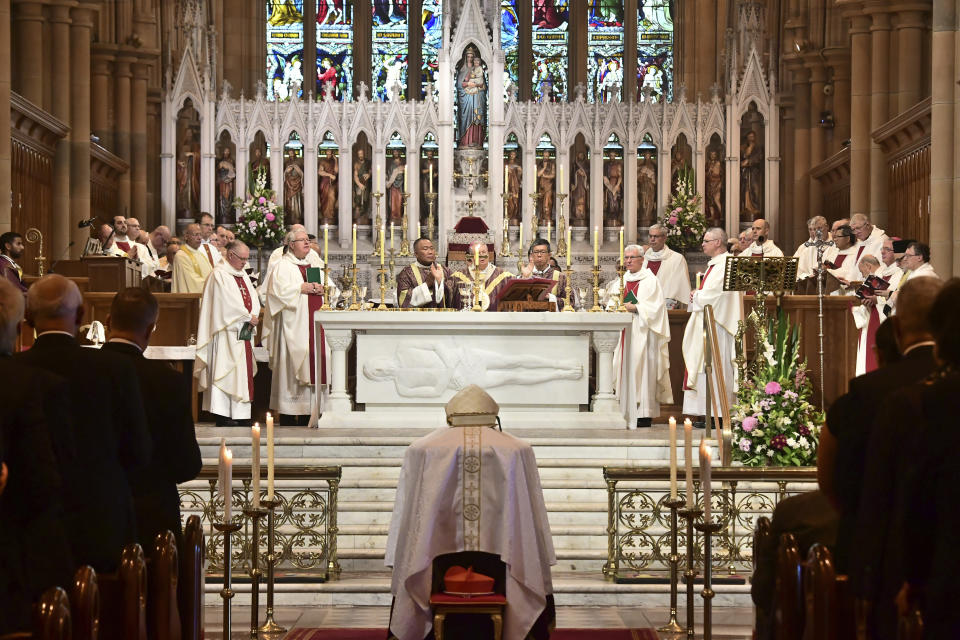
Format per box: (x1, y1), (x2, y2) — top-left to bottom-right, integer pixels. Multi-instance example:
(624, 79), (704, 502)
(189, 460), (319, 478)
(179, 465), (342, 580)
(602, 466), (818, 581)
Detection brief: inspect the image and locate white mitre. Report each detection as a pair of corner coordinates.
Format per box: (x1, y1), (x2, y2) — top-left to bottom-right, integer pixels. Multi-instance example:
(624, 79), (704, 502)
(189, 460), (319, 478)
(445, 384), (499, 427)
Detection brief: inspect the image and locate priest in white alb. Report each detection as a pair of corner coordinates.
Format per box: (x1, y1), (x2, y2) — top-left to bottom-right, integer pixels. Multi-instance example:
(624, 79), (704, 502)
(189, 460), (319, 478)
(793, 216), (829, 279)
(263, 229), (328, 422)
(850, 213), (886, 264)
(259, 224), (324, 298)
(605, 245), (672, 428)
(682, 228), (742, 421)
(641, 224), (691, 308)
(738, 218), (784, 258)
(194, 240), (260, 425)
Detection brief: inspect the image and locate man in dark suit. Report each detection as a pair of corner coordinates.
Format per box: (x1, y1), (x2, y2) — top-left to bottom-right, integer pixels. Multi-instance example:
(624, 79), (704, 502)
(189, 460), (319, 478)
(817, 275), (942, 573)
(103, 287), (202, 547)
(14, 274), (151, 573)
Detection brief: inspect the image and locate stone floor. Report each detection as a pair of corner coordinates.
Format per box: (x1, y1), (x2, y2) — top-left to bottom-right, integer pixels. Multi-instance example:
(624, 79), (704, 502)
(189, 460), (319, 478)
(203, 605), (754, 639)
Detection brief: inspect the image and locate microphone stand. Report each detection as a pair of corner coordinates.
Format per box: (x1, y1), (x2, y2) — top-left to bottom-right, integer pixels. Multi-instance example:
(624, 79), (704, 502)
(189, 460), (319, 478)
(49, 241), (75, 274)
(803, 229), (834, 412)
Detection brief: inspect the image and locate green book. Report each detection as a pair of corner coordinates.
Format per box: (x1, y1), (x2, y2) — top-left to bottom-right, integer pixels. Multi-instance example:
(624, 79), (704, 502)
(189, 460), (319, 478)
(238, 322), (254, 342)
(306, 266), (323, 284)
(622, 288), (638, 305)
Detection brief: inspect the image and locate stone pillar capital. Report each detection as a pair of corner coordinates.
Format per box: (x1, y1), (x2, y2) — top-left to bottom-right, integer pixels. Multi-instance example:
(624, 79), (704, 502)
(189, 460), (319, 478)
(846, 13), (873, 34)
(132, 60), (151, 80)
(867, 7), (893, 30)
(47, 3), (74, 24)
(114, 56), (135, 77)
(13, 0), (44, 20)
(69, 4), (96, 29)
(894, 8), (929, 29)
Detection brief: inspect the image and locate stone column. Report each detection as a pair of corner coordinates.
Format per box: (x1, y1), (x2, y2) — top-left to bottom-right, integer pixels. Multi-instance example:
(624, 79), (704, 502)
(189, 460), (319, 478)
(895, 8), (928, 113)
(70, 5), (94, 255)
(929, 0), (956, 276)
(131, 60), (150, 222)
(869, 9), (891, 228)
(847, 13), (872, 217)
(325, 330), (354, 414)
(792, 65), (811, 245)
(90, 50), (113, 150)
(808, 60), (827, 221)
(13, 0), (44, 105)
(114, 55), (134, 216)
(591, 331), (621, 415)
(49, 2), (72, 260)
(0, 0), (10, 233)
(827, 51), (851, 154)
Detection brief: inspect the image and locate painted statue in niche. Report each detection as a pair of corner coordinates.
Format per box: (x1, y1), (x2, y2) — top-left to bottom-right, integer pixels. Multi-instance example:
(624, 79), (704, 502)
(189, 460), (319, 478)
(739, 103), (764, 221)
(176, 127), (201, 217)
(705, 135), (725, 227)
(215, 139), (237, 224)
(571, 150), (589, 225)
(386, 148), (406, 222)
(455, 45), (487, 148)
(670, 134), (693, 195)
(248, 132), (271, 195)
(283, 148), (304, 225)
(536, 156), (556, 225)
(505, 148), (522, 225)
(352, 142), (372, 224)
(317, 148), (339, 225)
(603, 149), (623, 226)
(637, 149), (657, 228)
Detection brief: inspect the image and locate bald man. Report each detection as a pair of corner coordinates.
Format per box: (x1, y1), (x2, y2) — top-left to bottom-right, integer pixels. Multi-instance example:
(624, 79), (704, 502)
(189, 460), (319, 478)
(14, 275), (151, 573)
(738, 218), (784, 258)
(172, 223), (214, 293)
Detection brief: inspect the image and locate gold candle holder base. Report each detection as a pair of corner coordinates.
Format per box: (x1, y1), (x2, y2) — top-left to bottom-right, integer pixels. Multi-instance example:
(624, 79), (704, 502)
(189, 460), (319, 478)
(657, 497), (686, 634)
(563, 266), (575, 312)
(679, 507), (703, 640)
(399, 192), (411, 257)
(694, 520), (724, 640)
(556, 194), (568, 258)
(348, 264), (361, 311)
(589, 265), (603, 312)
(371, 192), (384, 258)
(213, 521), (243, 639)
(242, 507), (268, 637)
(615, 264), (628, 312)
(320, 265), (332, 310)
(377, 266), (389, 311)
(258, 498), (287, 635)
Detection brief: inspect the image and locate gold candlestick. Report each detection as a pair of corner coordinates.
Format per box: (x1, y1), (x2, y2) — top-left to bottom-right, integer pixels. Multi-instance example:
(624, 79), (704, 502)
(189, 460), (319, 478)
(399, 193), (411, 256)
(377, 265), (389, 310)
(320, 264), (332, 310)
(656, 497), (686, 634)
(471, 265), (483, 312)
(243, 506), (268, 636)
(556, 194), (568, 258)
(348, 264), (361, 311)
(371, 191), (384, 258)
(529, 192), (542, 242)
(387, 248), (397, 289)
(425, 191), (437, 243)
(213, 520), (243, 639)
(695, 520), (724, 640)
(590, 265), (603, 312)
(258, 498), (287, 635)
(679, 507), (703, 640)
(500, 191), (512, 258)
(616, 263), (628, 312)
(563, 265), (575, 312)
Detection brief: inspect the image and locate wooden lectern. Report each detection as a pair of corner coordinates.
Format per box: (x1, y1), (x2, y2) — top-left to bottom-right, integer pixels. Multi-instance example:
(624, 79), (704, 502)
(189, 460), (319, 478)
(81, 256), (141, 292)
(496, 278), (555, 312)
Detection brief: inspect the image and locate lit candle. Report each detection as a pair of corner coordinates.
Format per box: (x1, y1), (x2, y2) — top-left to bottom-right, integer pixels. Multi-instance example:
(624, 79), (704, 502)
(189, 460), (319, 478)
(380, 226), (385, 265)
(352, 224), (357, 266)
(700, 439), (713, 522)
(251, 423), (261, 509)
(619, 226), (624, 267)
(266, 412), (275, 501)
(566, 225), (571, 268)
(474, 244), (480, 268)
(429, 163), (433, 193)
(504, 163), (509, 193)
(377, 164), (382, 191)
(669, 417), (677, 500)
(546, 220), (551, 244)
(323, 224), (329, 265)
(390, 222), (395, 250)
(684, 419), (694, 508)
(593, 226), (599, 266)
(219, 438), (233, 522)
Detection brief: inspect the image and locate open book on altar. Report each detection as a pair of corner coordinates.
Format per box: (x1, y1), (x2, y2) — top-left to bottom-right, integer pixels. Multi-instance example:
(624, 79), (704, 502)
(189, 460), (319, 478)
(496, 277), (555, 312)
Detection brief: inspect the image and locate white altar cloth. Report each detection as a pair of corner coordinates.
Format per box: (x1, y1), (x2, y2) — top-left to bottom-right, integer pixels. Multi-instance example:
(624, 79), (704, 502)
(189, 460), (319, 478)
(385, 425), (555, 640)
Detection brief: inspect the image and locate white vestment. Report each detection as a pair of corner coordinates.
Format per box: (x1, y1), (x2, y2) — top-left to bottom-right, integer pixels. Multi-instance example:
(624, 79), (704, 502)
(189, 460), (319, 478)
(851, 264), (900, 376)
(641, 246), (691, 307)
(854, 226), (887, 265)
(793, 240), (822, 280)
(195, 263), (261, 418)
(102, 244), (127, 258)
(386, 425), (555, 640)
(171, 244), (213, 293)
(826, 245), (861, 286)
(606, 270), (672, 423)
(263, 252), (327, 415)
(682, 252), (742, 415)
(739, 239), (784, 258)
(259, 246), (323, 299)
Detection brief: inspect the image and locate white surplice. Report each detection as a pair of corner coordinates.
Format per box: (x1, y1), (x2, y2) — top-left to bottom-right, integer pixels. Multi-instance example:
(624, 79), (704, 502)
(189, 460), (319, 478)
(640, 245), (691, 306)
(606, 270), (673, 423)
(195, 262), (260, 419)
(854, 226), (887, 265)
(172, 243), (213, 293)
(738, 239), (784, 258)
(682, 252), (742, 415)
(385, 425), (555, 640)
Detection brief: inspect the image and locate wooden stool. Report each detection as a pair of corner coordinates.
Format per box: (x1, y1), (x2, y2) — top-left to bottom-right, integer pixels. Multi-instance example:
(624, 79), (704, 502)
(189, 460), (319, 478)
(429, 593), (506, 640)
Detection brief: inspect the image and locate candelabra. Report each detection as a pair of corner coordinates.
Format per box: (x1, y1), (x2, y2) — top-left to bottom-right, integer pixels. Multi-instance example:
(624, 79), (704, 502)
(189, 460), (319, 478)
(589, 265), (603, 312)
(372, 191), (384, 258)
(242, 506), (268, 637)
(656, 497), (686, 634)
(377, 265), (389, 311)
(679, 507), (703, 640)
(695, 519), (724, 640)
(213, 520), (243, 639)
(615, 263), (628, 312)
(562, 265), (575, 312)
(348, 264), (361, 311)
(529, 192), (542, 242)
(500, 191), (512, 258)
(258, 498), (287, 635)
(399, 193), (411, 256)
(556, 194), (568, 258)
(425, 191), (437, 242)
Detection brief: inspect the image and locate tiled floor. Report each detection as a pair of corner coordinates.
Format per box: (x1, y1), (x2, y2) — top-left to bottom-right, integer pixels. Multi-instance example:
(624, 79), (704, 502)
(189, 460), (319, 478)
(204, 605), (754, 639)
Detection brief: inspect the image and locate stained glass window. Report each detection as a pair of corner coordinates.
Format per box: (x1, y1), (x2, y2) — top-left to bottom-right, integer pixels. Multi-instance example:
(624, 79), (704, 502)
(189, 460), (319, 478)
(586, 0), (624, 103)
(637, 0), (674, 101)
(266, 0), (305, 101)
(531, 0), (568, 101)
(372, 0), (408, 101)
(421, 1), (443, 100)
(316, 1), (353, 100)
(501, 0), (519, 100)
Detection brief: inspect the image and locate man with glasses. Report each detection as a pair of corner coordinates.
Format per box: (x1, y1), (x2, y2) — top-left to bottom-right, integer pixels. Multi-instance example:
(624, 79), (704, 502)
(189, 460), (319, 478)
(682, 228), (742, 425)
(606, 244), (672, 427)
(197, 212), (222, 268)
(849, 213), (887, 264)
(172, 223), (214, 293)
(738, 218), (784, 258)
(885, 241), (939, 316)
(520, 238), (567, 310)
(195, 240), (261, 425)
(825, 224), (862, 286)
(451, 241), (513, 311)
(641, 223), (690, 309)
(794, 216), (830, 279)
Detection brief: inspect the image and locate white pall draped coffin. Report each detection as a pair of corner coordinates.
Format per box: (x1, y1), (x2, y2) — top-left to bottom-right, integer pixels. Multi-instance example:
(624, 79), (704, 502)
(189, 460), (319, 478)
(316, 311), (633, 429)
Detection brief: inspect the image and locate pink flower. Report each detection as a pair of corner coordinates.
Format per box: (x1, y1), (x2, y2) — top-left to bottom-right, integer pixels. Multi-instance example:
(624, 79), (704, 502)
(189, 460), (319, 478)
(266, 213), (275, 221)
(668, 215), (678, 225)
(248, 221), (258, 230)
(739, 438), (752, 452)
(742, 416), (758, 432)
(258, 196), (267, 204)
(764, 381), (782, 395)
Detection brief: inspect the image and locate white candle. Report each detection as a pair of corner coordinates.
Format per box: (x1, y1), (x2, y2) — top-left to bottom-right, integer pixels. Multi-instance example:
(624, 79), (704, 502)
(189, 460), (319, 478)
(593, 226), (599, 266)
(619, 226), (624, 266)
(251, 423), (261, 509)
(323, 224), (329, 265)
(684, 419), (694, 508)
(380, 226), (385, 265)
(219, 438), (233, 522)
(474, 244), (480, 267)
(566, 225), (571, 268)
(559, 163), (564, 190)
(700, 438), (713, 522)
(429, 162), (433, 192)
(390, 222), (395, 250)
(352, 224), (357, 266)
(519, 223), (524, 255)
(404, 163), (408, 192)
(377, 164), (382, 191)
(504, 163), (509, 193)
(669, 417), (678, 500)
(266, 412), (275, 500)
(546, 220), (551, 244)
(417, 222), (421, 238)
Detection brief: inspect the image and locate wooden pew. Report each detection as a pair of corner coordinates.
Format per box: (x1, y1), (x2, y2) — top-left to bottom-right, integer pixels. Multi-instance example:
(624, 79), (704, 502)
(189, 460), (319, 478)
(148, 531), (182, 640)
(754, 516), (773, 638)
(774, 533), (803, 640)
(802, 544), (856, 640)
(69, 566), (98, 640)
(99, 544), (147, 640)
(32, 587), (71, 640)
(178, 516), (205, 640)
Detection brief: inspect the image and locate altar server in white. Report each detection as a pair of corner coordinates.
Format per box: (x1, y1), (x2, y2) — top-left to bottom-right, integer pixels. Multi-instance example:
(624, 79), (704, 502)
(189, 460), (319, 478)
(642, 223), (691, 308)
(195, 240), (260, 423)
(606, 245), (672, 427)
(793, 216), (829, 279)
(738, 218), (784, 257)
(682, 228), (742, 418)
(263, 229), (327, 419)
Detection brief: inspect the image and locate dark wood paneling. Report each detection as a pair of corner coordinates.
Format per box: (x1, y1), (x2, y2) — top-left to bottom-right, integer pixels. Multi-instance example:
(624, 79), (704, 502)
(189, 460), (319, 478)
(887, 145), (930, 243)
(11, 139), (54, 277)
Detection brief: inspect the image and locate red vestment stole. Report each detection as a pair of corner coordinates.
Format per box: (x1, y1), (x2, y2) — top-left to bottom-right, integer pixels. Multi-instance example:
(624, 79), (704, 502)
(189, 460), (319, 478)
(297, 264), (326, 385)
(115, 241), (131, 252)
(645, 260), (662, 275)
(233, 275), (255, 400)
(203, 244), (216, 266)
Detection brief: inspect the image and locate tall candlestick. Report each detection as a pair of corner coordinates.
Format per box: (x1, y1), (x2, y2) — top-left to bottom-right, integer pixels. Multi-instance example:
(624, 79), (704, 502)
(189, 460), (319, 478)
(429, 163), (433, 192)
(684, 419), (693, 508)
(566, 225), (571, 268)
(546, 221), (551, 244)
(219, 438), (233, 522)
(377, 164), (382, 191)
(504, 163), (508, 192)
(352, 224), (357, 266)
(251, 423), (261, 508)
(669, 417), (678, 500)
(380, 226), (385, 265)
(700, 439), (713, 522)
(390, 222), (395, 250)
(266, 412), (275, 500)
(323, 224), (329, 265)
(619, 226), (624, 266)
(593, 226), (599, 266)
(474, 244), (480, 267)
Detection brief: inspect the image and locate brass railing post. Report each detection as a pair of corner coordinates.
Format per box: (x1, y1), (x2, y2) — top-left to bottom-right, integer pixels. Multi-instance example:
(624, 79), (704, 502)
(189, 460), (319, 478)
(327, 477), (341, 580)
(602, 474), (617, 580)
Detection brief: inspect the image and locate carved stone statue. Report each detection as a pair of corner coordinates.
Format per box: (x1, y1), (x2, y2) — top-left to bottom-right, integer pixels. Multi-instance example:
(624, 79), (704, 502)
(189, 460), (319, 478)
(216, 146), (236, 224)
(637, 152), (657, 227)
(571, 151), (589, 224)
(386, 148), (405, 222)
(739, 129), (763, 220)
(318, 148), (339, 224)
(602, 151), (623, 225)
(505, 149), (522, 225)
(705, 148), (724, 227)
(283, 148), (304, 225)
(537, 157), (556, 224)
(353, 147), (372, 224)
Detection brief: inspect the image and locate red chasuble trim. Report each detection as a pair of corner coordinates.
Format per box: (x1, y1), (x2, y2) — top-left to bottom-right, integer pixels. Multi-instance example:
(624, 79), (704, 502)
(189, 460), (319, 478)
(116, 241), (131, 253)
(645, 260), (662, 275)
(297, 264), (327, 385)
(233, 275), (255, 400)
(204, 243), (216, 266)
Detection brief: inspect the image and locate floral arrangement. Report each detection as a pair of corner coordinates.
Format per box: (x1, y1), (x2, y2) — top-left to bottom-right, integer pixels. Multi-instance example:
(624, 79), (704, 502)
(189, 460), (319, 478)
(232, 169), (285, 248)
(730, 309), (824, 466)
(660, 168), (708, 253)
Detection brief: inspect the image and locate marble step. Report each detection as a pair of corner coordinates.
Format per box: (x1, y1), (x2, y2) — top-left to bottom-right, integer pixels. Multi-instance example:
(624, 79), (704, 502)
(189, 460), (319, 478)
(337, 549), (608, 573)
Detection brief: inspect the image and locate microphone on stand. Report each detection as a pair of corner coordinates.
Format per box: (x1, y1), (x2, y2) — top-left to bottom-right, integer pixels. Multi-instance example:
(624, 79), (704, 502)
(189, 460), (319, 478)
(77, 217), (98, 229)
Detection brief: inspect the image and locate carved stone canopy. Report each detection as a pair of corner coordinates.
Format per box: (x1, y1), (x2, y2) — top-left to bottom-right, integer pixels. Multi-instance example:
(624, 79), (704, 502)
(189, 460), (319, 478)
(445, 384), (500, 427)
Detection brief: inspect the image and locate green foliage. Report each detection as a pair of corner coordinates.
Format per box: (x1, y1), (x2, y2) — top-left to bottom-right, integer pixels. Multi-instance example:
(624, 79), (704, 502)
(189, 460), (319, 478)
(233, 168), (286, 248)
(660, 168), (708, 253)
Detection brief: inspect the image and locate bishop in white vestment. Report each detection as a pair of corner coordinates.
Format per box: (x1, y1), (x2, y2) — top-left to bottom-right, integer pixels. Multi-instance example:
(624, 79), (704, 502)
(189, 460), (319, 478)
(682, 229), (742, 417)
(195, 240), (260, 420)
(605, 245), (672, 426)
(642, 224), (691, 308)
